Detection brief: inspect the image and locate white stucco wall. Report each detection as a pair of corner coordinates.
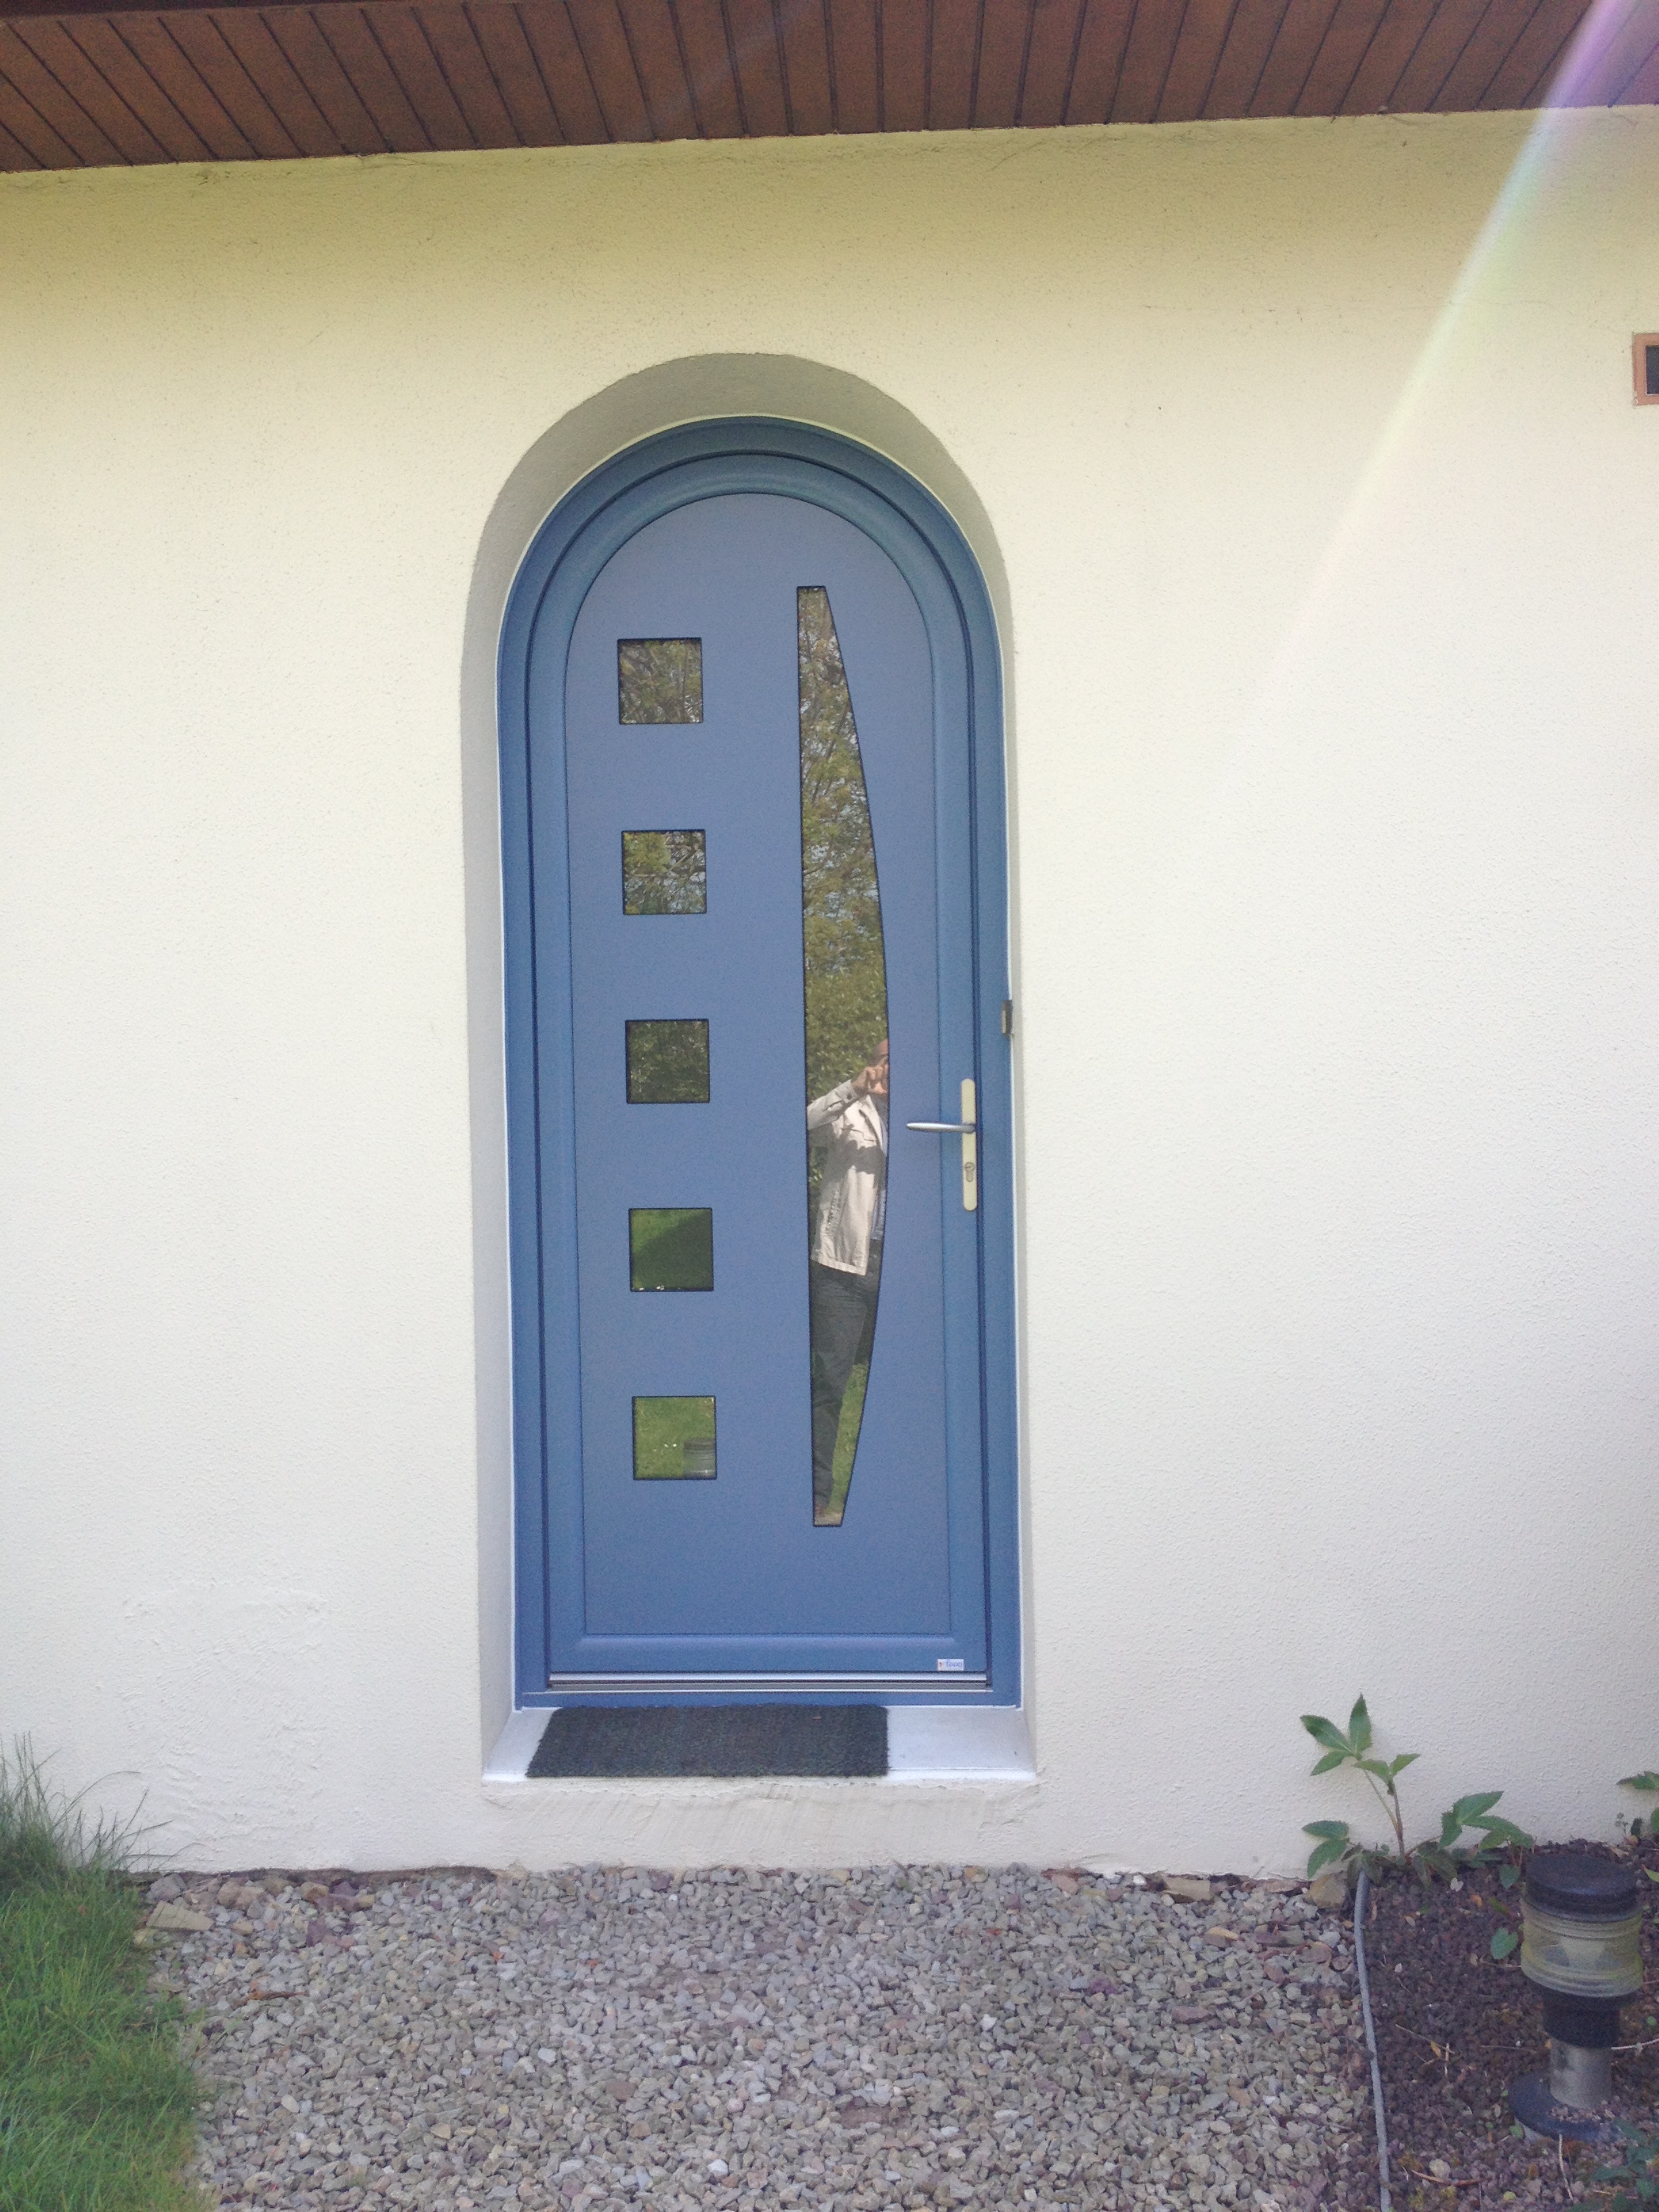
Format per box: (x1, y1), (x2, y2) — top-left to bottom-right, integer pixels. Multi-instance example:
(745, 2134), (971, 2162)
(5, 106), (1659, 1873)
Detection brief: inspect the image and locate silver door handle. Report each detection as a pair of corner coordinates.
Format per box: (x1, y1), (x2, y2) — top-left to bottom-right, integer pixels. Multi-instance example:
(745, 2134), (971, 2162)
(905, 1080), (978, 1210)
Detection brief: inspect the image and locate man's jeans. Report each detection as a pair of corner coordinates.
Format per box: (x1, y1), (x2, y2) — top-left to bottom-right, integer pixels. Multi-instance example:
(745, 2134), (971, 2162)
(809, 1254), (882, 1522)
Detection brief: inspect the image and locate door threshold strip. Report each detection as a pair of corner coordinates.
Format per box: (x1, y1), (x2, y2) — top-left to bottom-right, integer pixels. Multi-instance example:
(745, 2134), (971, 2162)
(544, 1672), (987, 1695)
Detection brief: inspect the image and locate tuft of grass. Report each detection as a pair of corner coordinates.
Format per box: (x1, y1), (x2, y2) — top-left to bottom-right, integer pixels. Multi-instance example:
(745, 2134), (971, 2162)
(0, 1741), (203, 2212)
(0, 1742), (143, 1899)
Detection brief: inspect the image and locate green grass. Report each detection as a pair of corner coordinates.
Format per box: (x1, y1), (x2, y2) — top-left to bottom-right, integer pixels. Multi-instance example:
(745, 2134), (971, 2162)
(822, 1359), (869, 1524)
(632, 1394), (718, 1479)
(0, 1744), (201, 2212)
(631, 1357), (869, 1511)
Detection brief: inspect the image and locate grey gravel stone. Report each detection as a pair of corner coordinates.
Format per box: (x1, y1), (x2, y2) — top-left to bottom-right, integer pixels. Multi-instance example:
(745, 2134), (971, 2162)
(156, 1866), (1367, 2211)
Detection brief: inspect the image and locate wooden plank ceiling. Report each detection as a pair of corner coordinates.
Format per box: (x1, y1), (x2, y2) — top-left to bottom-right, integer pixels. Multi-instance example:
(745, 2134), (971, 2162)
(0, 0), (1652, 172)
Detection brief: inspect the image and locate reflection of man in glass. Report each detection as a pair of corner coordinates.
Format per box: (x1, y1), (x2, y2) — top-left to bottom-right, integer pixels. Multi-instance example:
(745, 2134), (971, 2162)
(807, 1040), (888, 1524)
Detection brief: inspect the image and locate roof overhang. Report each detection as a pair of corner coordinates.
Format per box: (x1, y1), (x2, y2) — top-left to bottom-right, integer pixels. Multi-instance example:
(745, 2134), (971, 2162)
(1, 0), (1651, 172)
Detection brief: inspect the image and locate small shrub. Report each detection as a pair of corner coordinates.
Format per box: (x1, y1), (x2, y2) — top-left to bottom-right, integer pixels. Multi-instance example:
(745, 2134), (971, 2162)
(1299, 1695), (1532, 1885)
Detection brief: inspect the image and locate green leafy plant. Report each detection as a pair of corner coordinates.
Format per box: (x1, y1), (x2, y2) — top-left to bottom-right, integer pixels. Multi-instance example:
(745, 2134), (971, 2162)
(1300, 1696), (1416, 1874)
(1570, 2121), (1659, 2211)
(1618, 1772), (1659, 1869)
(1299, 1696), (1532, 1885)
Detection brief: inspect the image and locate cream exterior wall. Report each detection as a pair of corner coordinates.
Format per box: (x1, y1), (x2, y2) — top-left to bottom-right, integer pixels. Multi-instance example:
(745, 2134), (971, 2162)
(5, 108), (1659, 1873)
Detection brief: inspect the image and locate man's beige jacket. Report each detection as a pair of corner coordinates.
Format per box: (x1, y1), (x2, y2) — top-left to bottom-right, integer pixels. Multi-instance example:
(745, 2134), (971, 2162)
(807, 1078), (888, 1275)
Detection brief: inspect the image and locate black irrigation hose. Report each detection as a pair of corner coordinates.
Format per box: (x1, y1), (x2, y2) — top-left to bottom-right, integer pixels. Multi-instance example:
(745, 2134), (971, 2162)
(1353, 1866), (1393, 2212)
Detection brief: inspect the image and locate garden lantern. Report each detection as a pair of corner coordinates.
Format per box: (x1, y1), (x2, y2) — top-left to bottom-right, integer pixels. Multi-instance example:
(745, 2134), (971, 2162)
(1510, 1851), (1643, 2136)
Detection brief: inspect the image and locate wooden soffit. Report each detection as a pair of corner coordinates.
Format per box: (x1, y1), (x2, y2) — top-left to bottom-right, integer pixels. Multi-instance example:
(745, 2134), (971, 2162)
(1, 0), (1653, 172)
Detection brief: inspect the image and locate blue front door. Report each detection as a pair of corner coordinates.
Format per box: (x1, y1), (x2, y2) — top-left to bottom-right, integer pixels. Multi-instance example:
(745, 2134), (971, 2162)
(504, 427), (1015, 1698)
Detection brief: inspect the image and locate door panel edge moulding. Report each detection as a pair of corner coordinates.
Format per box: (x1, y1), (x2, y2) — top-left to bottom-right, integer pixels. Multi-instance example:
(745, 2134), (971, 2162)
(497, 419), (1017, 1708)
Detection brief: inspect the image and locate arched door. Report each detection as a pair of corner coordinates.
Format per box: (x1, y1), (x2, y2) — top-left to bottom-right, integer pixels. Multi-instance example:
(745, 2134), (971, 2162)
(500, 424), (1016, 1699)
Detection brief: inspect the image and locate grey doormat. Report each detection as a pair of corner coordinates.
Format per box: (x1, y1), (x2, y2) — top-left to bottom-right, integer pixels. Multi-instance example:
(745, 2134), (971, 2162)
(527, 1704), (888, 1778)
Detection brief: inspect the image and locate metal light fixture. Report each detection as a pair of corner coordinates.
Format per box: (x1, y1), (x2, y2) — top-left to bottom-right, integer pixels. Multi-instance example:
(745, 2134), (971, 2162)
(1511, 1852), (1643, 2137)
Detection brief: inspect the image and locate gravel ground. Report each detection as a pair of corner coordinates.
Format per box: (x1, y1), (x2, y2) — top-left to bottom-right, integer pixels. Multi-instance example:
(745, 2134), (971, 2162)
(142, 1864), (1370, 2212)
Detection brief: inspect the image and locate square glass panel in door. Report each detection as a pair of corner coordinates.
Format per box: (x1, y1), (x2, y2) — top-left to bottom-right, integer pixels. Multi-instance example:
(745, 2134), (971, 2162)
(619, 638), (702, 724)
(630, 1207), (714, 1291)
(633, 1397), (717, 1479)
(800, 586), (888, 1528)
(626, 1019), (710, 1103)
(622, 830), (706, 914)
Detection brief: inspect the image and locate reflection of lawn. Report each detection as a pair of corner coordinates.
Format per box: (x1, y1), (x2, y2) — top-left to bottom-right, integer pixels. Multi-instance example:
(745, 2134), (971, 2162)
(629, 1208), (713, 1292)
(823, 1361), (868, 1525)
(632, 1366), (869, 1510)
(632, 1395), (716, 1479)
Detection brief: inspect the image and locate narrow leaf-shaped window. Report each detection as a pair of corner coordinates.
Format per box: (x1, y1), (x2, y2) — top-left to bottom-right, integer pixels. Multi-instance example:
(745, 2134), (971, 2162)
(800, 586), (888, 1528)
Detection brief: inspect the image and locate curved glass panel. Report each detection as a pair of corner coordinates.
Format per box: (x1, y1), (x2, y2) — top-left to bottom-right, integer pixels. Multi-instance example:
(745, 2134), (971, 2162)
(800, 586), (888, 1528)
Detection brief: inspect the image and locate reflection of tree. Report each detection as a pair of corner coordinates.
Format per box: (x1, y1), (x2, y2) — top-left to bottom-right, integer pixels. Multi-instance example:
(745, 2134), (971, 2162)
(622, 829), (706, 914)
(618, 638), (702, 724)
(798, 588), (888, 1105)
(625, 1019), (710, 1103)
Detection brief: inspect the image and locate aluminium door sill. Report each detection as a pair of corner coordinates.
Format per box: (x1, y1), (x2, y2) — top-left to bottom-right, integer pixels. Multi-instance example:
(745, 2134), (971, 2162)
(544, 1673), (987, 1696)
(484, 1704), (1033, 1784)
